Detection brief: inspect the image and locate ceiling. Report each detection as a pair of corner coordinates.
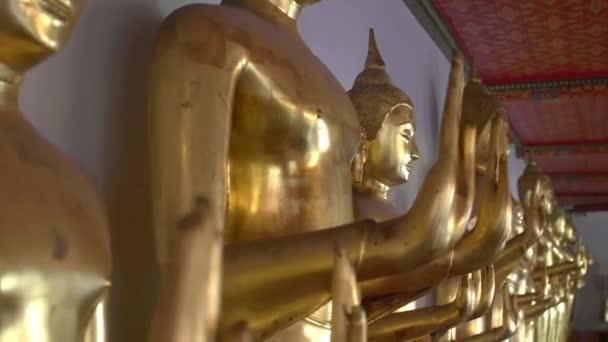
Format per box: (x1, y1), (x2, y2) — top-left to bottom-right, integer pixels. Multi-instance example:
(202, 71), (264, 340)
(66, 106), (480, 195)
(407, 0), (608, 212)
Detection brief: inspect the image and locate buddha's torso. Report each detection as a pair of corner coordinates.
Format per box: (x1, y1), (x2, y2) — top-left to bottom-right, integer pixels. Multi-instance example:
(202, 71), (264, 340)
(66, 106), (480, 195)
(0, 105), (111, 342)
(170, 4), (360, 242)
(206, 5), (361, 243)
(166, 4), (360, 341)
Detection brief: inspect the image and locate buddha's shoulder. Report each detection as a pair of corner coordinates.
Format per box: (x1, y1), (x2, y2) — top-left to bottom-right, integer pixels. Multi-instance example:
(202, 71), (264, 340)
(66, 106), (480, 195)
(160, 4), (267, 41)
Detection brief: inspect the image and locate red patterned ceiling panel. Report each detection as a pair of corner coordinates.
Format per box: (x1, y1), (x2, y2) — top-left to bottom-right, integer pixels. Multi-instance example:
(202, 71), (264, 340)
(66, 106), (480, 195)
(433, 0), (608, 84)
(534, 153), (608, 174)
(558, 195), (608, 206)
(503, 93), (608, 145)
(551, 175), (608, 195)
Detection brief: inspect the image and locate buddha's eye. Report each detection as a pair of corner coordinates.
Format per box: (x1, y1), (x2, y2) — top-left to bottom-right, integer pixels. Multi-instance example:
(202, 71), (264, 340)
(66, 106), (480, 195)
(38, 0), (72, 21)
(400, 126), (414, 142)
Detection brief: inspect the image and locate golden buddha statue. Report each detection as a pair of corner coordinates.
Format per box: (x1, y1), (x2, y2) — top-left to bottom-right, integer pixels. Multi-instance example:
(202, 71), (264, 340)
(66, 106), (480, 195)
(344, 33), (498, 342)
(0, 0), (111, 341)
(519, 196), (588, 342)
(493, 163), (551, 285)
(150, 0), (476, 337)
(440, 75), (510, 342)
(357, 67), (511, 332)
(441, 162), (572, 342)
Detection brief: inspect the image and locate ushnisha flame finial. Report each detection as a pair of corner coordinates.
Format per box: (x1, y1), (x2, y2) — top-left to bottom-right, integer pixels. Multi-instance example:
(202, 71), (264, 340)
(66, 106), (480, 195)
(348, 28), (413, 141)
(365, 28), (385, 69)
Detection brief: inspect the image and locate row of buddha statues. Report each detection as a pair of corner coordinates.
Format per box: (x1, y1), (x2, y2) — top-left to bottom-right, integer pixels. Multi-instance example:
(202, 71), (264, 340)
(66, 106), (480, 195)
(0, 0), (591, 341)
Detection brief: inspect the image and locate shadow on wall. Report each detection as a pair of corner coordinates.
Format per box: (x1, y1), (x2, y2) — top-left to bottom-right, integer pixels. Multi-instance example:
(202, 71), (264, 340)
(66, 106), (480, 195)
(70, 2), (163, 341)
(100, 6), (161, 342)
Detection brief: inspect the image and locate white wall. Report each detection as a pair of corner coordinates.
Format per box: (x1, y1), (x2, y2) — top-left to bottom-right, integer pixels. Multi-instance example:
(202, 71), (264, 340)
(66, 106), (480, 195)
(573, 212), (608, 331)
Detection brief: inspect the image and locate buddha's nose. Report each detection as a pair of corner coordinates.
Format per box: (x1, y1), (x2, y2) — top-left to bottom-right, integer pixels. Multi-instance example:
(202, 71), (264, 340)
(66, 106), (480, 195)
(411, 139), (420, 160)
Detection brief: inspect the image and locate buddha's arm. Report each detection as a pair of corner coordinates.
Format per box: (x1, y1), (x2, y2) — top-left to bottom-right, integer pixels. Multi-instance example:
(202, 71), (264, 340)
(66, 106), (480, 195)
(149, 8), (244, 274)
(494, 188), (543, 284)
(456, 283), (522, 342)
(361, 254), (452, 322)
(531, 262), (577, 280)
(222, 54), (475, 337)
(370, 266), (494, 340)
(83, 292), (109, 342)
(449, 117), (511, 276)
(362, 184), (510, 321)
(522, 298), (554, 322)
(516, 292), (538, 306)
(467, 266), (496, 319)
(348, 307), (367, 342)
(332, 244), (365, 342)
(494, 234), (538, 285)
(148, 199), (222, 342)
(365, 266), (493, 339)
(367, 275), (475, 342)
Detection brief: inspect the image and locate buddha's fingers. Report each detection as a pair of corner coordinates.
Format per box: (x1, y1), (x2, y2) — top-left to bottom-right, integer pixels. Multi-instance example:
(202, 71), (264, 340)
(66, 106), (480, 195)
(470, 265), (496, 319)
(438, 52), (465, 159)
(453, 123), (476, 241)
(503, 286), (523, 335)
(456, 273), (476, 320)
(149, 196), (222, 342)
(347, 306), (367, 342)
(331, 243), (361, 342)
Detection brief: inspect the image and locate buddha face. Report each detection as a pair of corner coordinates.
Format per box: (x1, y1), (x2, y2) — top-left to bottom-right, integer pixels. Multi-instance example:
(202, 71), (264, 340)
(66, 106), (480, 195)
(564, 223), (576, 244)
(539, 183), (554, 216)
(553, 214), (566, 240)
(366, 104), (419, 186)
(0, 0), (83, 71)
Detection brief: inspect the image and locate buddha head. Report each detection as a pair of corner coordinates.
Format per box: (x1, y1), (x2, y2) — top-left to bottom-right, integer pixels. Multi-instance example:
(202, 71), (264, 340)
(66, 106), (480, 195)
(517, 161), (553, 239)
(349, 29), (419, 190)
(0, 0), (84, 77)
(518, 162), (553, 211)
(549, 208), (567, 241)
(560, 214), (576, 243)
(461, 67), (506, 172)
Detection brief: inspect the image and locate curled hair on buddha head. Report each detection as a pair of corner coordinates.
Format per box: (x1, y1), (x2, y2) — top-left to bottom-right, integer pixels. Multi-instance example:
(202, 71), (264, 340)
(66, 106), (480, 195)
(347, 28), (414, 142)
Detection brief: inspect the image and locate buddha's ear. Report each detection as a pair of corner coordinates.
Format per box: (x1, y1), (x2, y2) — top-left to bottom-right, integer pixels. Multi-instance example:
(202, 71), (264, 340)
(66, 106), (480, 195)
(352, 129), (369, 184)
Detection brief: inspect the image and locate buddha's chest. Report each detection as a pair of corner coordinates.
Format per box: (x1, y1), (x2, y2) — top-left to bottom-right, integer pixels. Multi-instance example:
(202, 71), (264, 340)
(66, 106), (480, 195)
(230, 52), (360, 162)
(0, 113), (109, 342)
(225, 53), (360, 242)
